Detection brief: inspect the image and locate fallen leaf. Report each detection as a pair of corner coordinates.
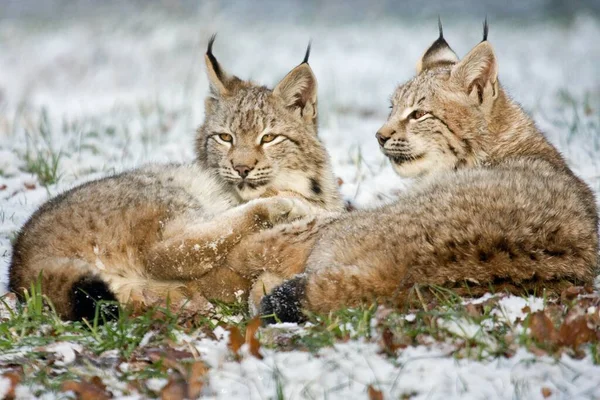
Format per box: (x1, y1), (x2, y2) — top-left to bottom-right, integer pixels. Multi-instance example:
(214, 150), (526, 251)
(1, 372), (21, 400)
(24, 182), (36, 190)
(561, 286), (584, 302)
(62, 380), (111, 400)
(541, 387), (552, 398)
(368, 385), (384, 400)
(89, 376), (107, 392)
(227, 326), (244, 359)
(336, 177), (344, 187)
(465, 303), (482, 317)
(381, 328), (401, 354)
(245, 317), (263, 359)
(160, 378), (186, 400)
(0, 184), (6, 190)
(187, 361), (208, 399)
(147, 348), (193, 376)
(529, 311), (558, 346)
(558, 316), (595, 348)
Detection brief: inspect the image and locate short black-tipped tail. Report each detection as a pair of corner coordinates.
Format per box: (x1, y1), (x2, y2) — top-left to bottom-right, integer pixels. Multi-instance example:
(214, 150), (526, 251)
(70, 276), (119, 322)
(260, 276), (307, 324)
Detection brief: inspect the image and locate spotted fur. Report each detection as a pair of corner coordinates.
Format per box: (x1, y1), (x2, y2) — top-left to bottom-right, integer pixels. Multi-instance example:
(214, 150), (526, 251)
(253, 27), (598, 322)
(9, 39), (343, 321)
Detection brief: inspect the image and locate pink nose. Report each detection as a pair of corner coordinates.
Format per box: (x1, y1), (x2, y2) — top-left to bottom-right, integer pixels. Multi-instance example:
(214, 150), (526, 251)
(234, 165), (252, 178)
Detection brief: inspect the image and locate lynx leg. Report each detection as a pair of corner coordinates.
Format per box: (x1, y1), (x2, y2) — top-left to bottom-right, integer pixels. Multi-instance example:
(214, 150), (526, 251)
(144, 197), (311, 281)
(261, 262), (411, 323)
(227, 215), (327, 280)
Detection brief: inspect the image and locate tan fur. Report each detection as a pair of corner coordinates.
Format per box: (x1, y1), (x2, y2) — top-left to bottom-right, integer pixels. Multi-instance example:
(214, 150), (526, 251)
(9, 42), (343, 320)
(238, 34), (599, 318)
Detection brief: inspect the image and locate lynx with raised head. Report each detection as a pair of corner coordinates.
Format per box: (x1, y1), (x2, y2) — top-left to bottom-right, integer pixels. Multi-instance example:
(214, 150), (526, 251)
(232, 23), (598, 322)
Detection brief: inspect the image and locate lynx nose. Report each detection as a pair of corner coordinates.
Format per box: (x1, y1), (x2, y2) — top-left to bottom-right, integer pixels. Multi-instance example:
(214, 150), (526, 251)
(234, 165), (253, 179)
(376, 131), (393, 146)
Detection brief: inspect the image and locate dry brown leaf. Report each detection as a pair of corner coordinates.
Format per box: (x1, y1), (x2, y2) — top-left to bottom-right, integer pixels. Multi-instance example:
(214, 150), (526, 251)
(368, 385), (384, 400)
(381, 328), (402, 354)
(24, 182), (36, 190)
(336, 177), (344, 187)
(187, 361), (208, 399)
(227, 326), (244, 358)
(246, 317), (263, 359)
(147, 348), (193, 376)
(62, 380), (111, 400)
(465, 303), (482, 317)
(90, 376), (106, 390)
(541, 387), (552, 398)
(558, 316), (596, 348)
(529, 311), (558, 345)
(160, 378), (187, 400)
(1, 372), (21, 400)
(561, 286), (584, 302)
(0, 184), (6, 191)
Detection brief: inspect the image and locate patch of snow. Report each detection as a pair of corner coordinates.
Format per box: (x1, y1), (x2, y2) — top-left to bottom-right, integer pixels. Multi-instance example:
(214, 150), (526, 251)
(146, 378), (168, 392)
(0, 377), (11, 400)
(492, 296), (545, 324)
(42, 342), (82, 366)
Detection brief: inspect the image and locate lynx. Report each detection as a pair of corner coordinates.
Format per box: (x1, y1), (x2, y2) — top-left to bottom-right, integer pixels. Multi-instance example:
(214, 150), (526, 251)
(9, 37), (344, 321)
(229, 22), (599, 322)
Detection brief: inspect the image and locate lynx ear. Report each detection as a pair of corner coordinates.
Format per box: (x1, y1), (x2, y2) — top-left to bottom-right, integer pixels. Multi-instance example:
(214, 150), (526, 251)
(204, 35), (240, 97)
(416, 18), (459, 73)
(450, 38), (498, 104)
(273, 43), (318, 124)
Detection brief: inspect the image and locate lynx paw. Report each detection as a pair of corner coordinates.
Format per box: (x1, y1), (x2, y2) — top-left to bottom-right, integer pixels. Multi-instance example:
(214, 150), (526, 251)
(262, 197), (312, 225)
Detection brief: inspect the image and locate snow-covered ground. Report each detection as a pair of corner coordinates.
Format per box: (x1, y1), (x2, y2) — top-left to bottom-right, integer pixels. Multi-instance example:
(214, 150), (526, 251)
(1, 3), (599, 399)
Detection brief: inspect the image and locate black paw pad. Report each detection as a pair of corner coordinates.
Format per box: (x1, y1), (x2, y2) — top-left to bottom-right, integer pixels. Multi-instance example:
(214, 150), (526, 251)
(260, 276), (307, 324)
(70, 277), (119, 322)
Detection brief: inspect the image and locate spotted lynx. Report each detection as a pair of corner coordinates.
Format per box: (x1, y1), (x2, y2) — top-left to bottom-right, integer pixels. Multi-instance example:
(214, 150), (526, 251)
(230, 22), (599, 322)
(9, 37), (343, 321)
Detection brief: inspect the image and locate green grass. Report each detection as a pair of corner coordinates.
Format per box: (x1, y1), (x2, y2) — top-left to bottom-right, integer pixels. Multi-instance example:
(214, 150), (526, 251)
(1, 280), (599, 398)
(23, 150), (62, 186)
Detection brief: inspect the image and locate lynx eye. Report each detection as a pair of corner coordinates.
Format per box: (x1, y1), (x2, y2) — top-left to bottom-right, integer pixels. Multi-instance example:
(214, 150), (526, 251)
(409, 110), (427, 120)
(261, 134), (277, 144)
(218, 133), (233, 142)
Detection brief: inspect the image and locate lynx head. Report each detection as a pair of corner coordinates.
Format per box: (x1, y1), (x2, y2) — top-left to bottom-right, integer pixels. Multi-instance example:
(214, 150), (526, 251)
(196, 36), (342, 210)
(377, 19), (500, 178)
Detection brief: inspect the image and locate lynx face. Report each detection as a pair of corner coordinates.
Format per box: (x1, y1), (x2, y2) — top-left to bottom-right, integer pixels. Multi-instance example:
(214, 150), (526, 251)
(377, 24), (497, 178)
(196, 37), (335, 204)
(200, 87), (321, 200)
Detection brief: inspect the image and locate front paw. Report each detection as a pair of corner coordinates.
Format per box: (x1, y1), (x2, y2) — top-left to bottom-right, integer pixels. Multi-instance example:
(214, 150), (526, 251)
(263, 197), (312, 225)
(260, 276), (307, 324)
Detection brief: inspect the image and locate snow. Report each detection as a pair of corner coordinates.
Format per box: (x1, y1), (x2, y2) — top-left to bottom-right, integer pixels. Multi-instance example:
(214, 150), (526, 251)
(41, 342), (82, 366)
(0, 376), (11, 400)
(184, 326), (600, 399)
(1, 3), (600, 399)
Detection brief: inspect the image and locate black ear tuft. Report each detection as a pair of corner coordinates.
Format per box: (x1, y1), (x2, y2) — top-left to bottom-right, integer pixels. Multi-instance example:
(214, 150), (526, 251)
(482, 17), (489, 42)
(207, 33), (217, 56)
(70, 276), (119, 323)
(260, 276), (307, 324)
(416, 17), (459, 73)
(302, 41), (312, 64)
(206, 34), (223, 80)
